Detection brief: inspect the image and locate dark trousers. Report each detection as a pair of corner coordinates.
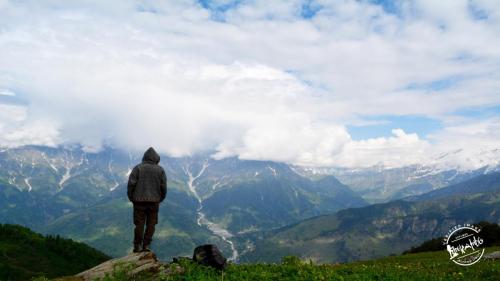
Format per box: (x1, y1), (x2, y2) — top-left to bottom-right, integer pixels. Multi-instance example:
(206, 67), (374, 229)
(133, 202), (159, 246)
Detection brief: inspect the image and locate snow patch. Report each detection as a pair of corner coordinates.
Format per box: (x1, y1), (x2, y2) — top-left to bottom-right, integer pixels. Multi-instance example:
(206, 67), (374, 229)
(41, 152), (59, 172)
(57, 153), (87, 191)
(212, 179), (223, 190)
(24, 177), (32, 192)
(108, 158), (120, 191)
(59, 167), (71, 189)
(267, 165), (277, 177)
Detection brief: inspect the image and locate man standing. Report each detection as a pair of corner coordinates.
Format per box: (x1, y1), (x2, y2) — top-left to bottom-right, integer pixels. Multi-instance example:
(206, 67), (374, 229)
(127, 147), (167, 253)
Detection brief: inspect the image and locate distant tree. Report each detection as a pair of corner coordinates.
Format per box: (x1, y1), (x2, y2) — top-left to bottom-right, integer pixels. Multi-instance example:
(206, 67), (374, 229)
(403, 221), (500, 254)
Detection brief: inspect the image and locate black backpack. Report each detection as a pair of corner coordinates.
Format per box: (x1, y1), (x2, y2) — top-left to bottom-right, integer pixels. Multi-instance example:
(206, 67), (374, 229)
(193, 244), (227, 270)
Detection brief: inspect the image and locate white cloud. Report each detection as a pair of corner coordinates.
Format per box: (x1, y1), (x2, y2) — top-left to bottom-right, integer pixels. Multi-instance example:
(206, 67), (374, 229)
(334, 129), (430, 169)
(426, 117), (500, 170)
(0, 89), (15, 96)
(213, 109), (351, 166)
(0, 0), (499, 169)
(0, 104), (60, 147)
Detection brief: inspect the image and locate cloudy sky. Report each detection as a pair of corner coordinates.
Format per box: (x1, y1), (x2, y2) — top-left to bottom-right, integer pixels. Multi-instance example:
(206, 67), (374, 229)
(1, 0), (499, 169)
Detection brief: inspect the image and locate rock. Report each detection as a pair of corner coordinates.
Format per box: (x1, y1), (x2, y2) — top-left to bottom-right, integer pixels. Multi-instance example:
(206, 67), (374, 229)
(483, 251), (500, 260)
(56, 251), (188, 281)
(193, 244), (227, 270)
(75, 251), (162, 281)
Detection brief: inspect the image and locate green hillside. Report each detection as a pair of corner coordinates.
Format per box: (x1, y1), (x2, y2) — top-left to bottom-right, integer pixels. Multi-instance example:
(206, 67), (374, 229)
(404, 221), (500, 254)
(203, 174), (366, 234)
(239, 191), (500, 263)
(0, 224), (110, 281)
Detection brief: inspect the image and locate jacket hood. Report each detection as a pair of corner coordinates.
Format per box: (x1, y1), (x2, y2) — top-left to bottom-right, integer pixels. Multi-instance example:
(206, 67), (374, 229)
(142, 147), (160, 164)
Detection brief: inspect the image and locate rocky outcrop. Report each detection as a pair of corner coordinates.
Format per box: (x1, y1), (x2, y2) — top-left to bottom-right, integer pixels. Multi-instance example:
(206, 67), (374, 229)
(484, 251), (500, 260)
(74, 251), (162, 281)
(53, 251), (186, 281)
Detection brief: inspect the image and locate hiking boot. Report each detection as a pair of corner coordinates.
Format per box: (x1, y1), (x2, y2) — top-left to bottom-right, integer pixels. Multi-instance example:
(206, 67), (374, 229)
(133, 244), (142, 253)
(142, 244), (151, 252)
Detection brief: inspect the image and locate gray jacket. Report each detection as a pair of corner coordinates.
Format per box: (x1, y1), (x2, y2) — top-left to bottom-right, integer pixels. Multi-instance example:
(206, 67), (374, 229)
(127, 147), (167, 203)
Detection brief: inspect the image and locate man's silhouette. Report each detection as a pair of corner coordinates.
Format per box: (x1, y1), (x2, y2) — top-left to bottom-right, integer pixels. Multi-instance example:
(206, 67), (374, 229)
(127, 147), (167, 252)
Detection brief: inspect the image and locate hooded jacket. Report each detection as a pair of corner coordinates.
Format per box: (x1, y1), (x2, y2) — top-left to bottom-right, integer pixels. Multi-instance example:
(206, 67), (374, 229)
(127, 147), (167, 203)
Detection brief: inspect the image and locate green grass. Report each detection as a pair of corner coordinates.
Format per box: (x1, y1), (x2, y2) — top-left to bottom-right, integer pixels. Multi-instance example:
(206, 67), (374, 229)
(97, 246), (500, 281)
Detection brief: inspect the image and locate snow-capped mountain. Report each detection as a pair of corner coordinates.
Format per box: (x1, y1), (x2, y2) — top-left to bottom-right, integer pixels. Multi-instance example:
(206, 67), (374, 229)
(293, 148), (500, 202)
(0, 145), (366, 261)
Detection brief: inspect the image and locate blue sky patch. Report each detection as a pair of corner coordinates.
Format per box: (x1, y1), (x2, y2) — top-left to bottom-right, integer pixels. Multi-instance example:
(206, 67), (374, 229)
(468, 2), (488, 21)
(198, 0), (243, 22)
(301, 0), (322, 19)
(453, 105), (500, 119)
(0, 90), (29, 106)
(347, 115), (443, 140)
(369, 0), (401, 16)
(404, 76), (462, 92)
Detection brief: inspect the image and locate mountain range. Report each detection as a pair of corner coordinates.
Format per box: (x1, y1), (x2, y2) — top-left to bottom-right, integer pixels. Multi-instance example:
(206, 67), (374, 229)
(295, 148), (500, 202)
(0, 145), (499, 262)
(239, 174), (500, 263)
(0, 145), (366, 260)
